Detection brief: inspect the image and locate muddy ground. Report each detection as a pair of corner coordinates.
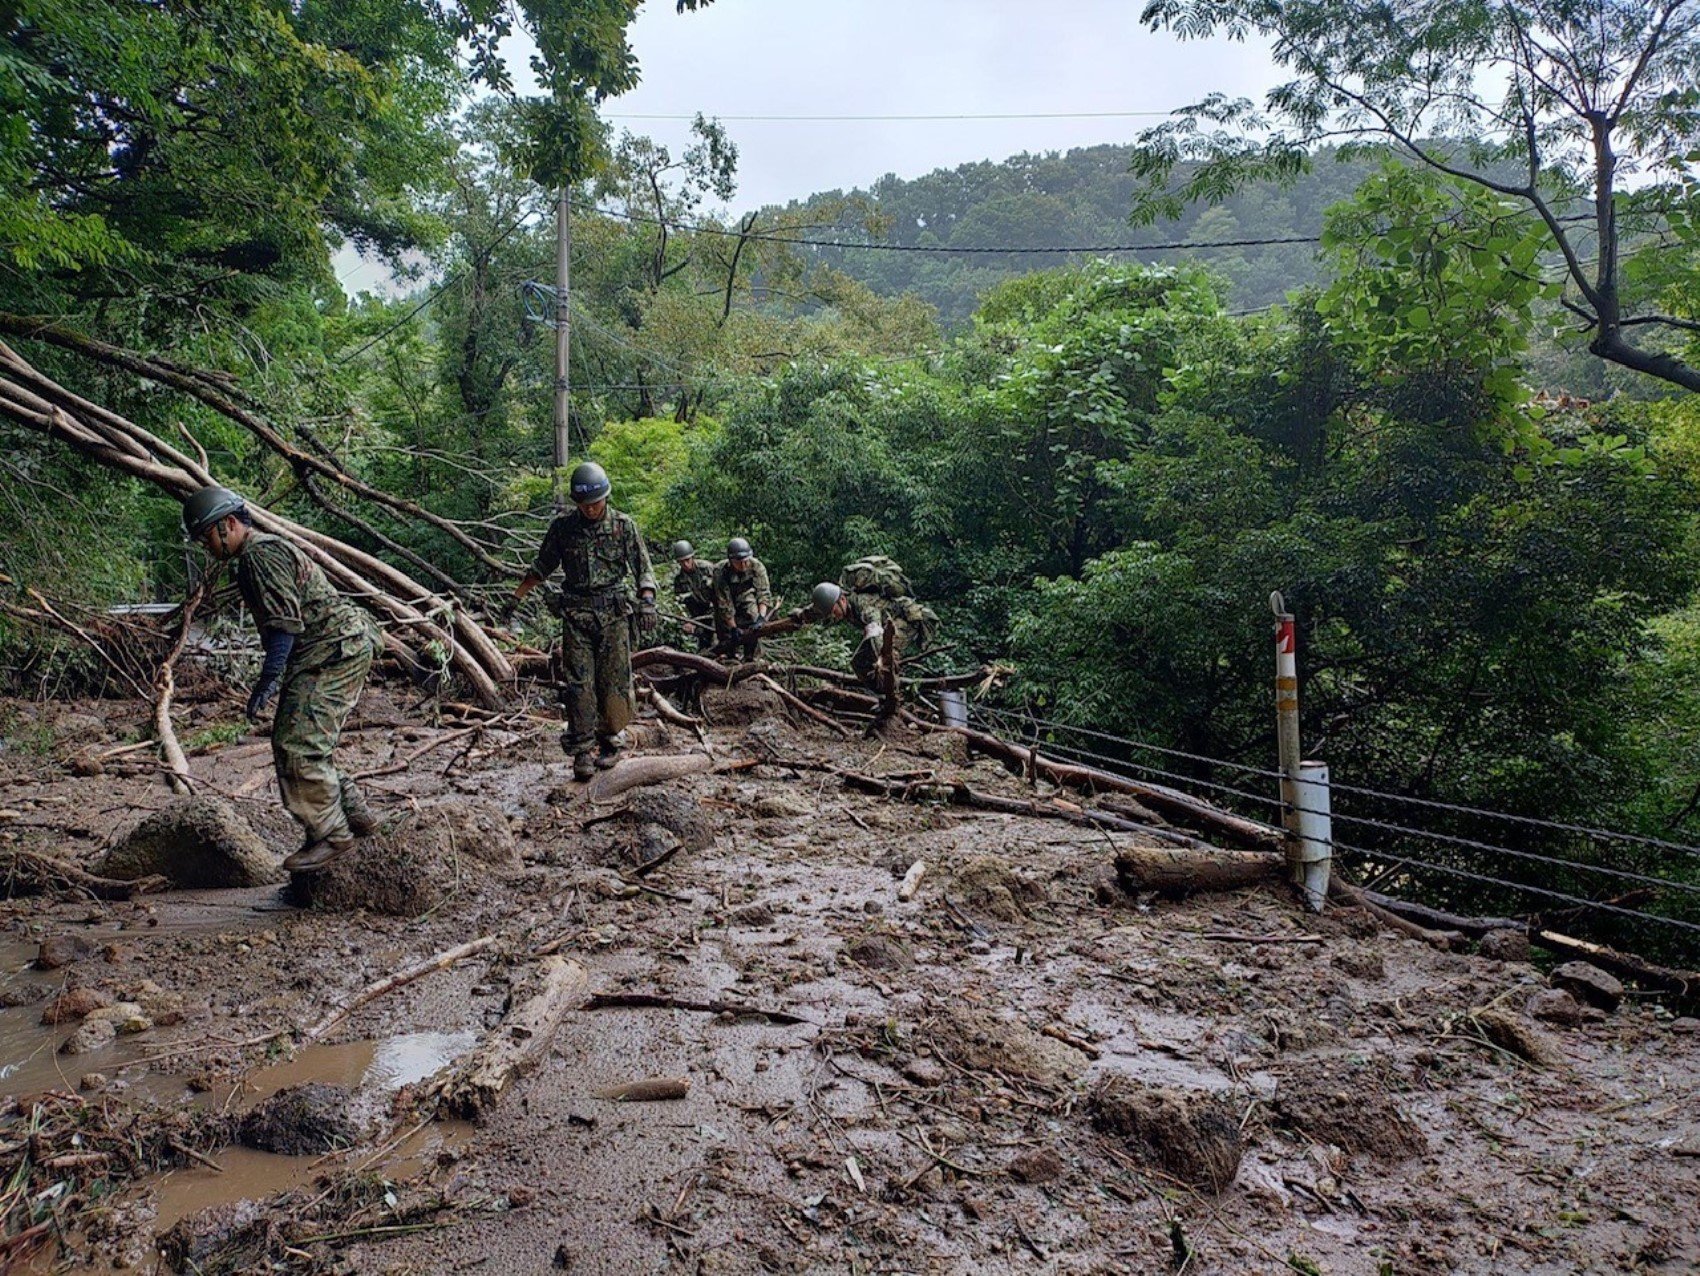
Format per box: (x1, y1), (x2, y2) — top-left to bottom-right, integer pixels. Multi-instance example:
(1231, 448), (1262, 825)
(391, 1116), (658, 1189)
(1, 681), (1698, 1274)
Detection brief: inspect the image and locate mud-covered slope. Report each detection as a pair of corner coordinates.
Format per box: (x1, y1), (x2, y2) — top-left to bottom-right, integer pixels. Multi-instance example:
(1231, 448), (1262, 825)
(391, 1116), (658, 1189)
(2, 686), (1697, 1274)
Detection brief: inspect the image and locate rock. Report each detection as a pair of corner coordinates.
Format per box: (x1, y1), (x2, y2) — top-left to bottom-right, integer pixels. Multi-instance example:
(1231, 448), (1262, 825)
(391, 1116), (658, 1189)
(36, 933), (94, 970)
(0, 983), (49, 1008)
(1550, 961), (1623, 1012)
(53, 711), (108, 743)
(102, 797), (281, 888)
(1476, 929), (1531, 962)
(416, 797), (522, 875)
(1526, 988), (1583, 1027)
(728, 901), (776, 926)
(238, 1083), (360, 1155)
(78, 1073), (108, 1092)
(1006, 1147), (1065, 1184)
(950, 855), (1047, 922)
(60, 1017), (118, 1054)
(626, 789), (715, 852)
(902, 1057), (945, 1087)
(41, 986), (113, 1024)
(1088, 1077), (1243, 1193)
(929, 1004), (1088, 1086)
(1670, 1017), (1700, 1034)
(844, 931), (914, 972)
(83, 1002), (152, 1034)
(1475, 1008), (1563, 1066)
(69, 754), (105, 777)
(1273, 1061), (1426, 1161)
(752, 793), (811, 820)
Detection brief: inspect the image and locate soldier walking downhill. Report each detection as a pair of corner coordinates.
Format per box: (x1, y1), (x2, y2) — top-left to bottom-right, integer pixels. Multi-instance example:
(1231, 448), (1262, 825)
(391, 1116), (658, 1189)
(670, 541), (717, 651)
(498, 463), (658, 781)
(182, 486), (383, 873)
(712, 536), (773, 661)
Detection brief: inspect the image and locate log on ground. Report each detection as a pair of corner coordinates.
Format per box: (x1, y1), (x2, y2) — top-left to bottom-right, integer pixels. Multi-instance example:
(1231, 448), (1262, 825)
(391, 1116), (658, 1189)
(1114, 845), (1284, 899)
(440, 956), (589, 1119)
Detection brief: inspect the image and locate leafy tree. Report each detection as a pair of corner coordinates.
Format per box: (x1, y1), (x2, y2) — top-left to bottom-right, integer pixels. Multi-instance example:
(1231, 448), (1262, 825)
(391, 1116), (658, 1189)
(1132, 0), (1700, 393)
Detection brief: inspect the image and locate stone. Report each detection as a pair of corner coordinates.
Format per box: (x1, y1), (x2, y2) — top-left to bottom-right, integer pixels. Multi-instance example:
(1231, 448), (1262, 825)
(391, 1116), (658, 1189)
(60, 1017), (117, 1054)
(78, 1073), (108, 1092)
(238, 1083), (360, 1155)
(1006, 1147), (1065, 1184)
(41, 986), (113, 1024)
(1088, 1077), (1243, 1193)
(36, 933), (93, 970)
(83, 1002), (152, 1034)
(1476, 929), (1531, 962)
(752, 793), (811, 820)
(0, 983), (49, 1008)
(1550, 961), (1623, 1012)
(1475, 1008), (1563, 1066)
(101, 797), (281, 888)
(1526, 988), (1583, 1027)
(417, 796), (522, 875)
(70, 754), (105, 777)
(1669, 1017), (1700, 1035)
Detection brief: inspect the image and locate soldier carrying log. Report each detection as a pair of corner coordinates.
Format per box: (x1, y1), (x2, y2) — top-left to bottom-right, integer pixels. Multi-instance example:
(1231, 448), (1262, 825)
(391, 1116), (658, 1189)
(497, 463), (658, 781)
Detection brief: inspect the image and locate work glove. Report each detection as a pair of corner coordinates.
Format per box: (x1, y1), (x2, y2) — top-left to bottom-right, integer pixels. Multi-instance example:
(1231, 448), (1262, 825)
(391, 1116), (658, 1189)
(637, 596), (659, 635)
(747, 615), (766, 634)
(493, 595), (518, 626)
(246, 677), (280, 722)
(727, 626), (743, 648)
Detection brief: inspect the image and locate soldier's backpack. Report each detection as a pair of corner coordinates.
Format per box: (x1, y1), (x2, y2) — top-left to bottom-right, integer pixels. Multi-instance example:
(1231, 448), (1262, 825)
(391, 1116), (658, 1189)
(839, 554), (913, 601)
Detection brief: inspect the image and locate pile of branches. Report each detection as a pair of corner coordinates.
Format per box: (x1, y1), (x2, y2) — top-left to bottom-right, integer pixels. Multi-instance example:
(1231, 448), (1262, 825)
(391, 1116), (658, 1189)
(0, 1091), (231, 1269)
(0, 322), (517, 707)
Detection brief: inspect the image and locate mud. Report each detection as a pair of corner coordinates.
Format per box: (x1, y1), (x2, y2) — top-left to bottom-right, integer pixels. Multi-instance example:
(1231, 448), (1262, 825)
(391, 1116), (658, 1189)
(2, 687), (1699, 1274)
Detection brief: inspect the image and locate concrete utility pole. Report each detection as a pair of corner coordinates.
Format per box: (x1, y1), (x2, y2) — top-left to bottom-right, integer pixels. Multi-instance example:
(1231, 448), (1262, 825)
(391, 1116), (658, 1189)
(552, 185), (571, 508)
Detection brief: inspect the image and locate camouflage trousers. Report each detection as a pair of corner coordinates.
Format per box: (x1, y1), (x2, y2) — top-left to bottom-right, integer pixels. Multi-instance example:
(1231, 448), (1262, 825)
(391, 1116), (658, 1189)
(272, 641), (373, 844)
(561, 606), (635, 755)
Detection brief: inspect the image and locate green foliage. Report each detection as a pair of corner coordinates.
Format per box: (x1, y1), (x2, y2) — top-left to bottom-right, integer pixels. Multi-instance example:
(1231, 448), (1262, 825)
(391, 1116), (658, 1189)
(588, 416), (719, 539)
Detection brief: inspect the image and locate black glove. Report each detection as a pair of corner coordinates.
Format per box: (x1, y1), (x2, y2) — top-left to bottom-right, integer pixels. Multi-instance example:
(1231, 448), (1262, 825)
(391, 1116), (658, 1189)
(747, 615), (766, 634)
(494, 596), (518, 625)
(246, 677), (279, 722)
(637, 596), (659, 635)
(727, 626), (743, 647)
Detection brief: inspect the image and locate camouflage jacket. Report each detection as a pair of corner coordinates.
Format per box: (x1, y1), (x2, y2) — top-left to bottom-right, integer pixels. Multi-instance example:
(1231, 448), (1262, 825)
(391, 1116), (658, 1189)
(673, 561), (715, 614)
(712, 558), (773, 625)
(235, 533), (374, 670)
(531, 506), (656, 609)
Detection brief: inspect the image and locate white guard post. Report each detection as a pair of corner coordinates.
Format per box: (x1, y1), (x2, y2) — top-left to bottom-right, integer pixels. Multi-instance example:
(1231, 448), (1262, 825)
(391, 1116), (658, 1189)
(1293, 760), (1333, 911)
(937, 689), (968, 729)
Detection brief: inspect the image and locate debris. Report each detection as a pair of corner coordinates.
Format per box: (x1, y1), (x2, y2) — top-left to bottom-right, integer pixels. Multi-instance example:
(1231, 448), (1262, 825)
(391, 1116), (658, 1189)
(930, 1003), (1089, 1086)
(597, 1076), (690, 1102)
(101, 796), (281, 888)
(584, 991), (811, 1025)
(845, 1155), (866, 1193)
(1007, 1147), (1065, 1184)
(442, 956), (589, 1119)
(1473, 1007), (1563, 1066)
(1273, 1062), (1427, 1160)
(304, 933), (498, 1042)
(586, 753), (715, 804)
(952, 854), (1046, 921)
(1550, 961), (1624, 1012)
(1113, 844), (1284, 899)
(291, 802), (510, 915)
(898, 860), (927, 900)
(844, 931), (914, 972)
(1088, 1076), (1244, 1193)
(1477, 929), (1532, 962)
(36, 932), (93, 969)
(59, 1017), (117, 1054)
(1526, 988), (1583, 1026)
(239, 1082), (361, 1154)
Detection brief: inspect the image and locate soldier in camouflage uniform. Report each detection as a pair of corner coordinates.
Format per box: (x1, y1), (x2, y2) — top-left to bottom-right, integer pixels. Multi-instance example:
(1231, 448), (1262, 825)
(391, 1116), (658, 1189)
(805, 555), (937, 692)
(712, 537), (773, 662)
(670, 541), (716, 651)
(498, 463), (658, 781)
(183, 485), (383, 873)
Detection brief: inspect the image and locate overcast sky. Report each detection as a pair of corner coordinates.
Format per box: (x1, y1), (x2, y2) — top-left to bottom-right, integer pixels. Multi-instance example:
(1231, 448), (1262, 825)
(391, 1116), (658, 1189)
(339, 1), (1282, 292)
(605, 0), (1282, 211)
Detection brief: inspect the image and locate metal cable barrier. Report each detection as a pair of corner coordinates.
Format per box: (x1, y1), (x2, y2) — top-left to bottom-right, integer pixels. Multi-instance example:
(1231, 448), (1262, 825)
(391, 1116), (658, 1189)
(965, 702), (1700, 957)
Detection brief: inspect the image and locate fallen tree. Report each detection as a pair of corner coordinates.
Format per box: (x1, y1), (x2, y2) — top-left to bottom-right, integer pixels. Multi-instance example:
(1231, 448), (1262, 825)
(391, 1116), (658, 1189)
(0, 337), (516, 707)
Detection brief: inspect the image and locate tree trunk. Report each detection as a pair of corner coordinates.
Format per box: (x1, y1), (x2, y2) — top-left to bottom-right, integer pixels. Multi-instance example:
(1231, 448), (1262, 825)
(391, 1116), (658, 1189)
(1113, 845), (1285, 898)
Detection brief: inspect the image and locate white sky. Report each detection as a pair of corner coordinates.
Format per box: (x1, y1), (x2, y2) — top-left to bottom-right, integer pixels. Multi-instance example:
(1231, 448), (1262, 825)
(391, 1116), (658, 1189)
(337, 0), (1282, 293)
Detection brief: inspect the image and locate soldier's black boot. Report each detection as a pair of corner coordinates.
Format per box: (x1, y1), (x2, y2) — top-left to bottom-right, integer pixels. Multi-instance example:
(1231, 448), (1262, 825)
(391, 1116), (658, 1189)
(283, 836), (357, 873)
(572, 752), (596, 782)
(595, 737), (621, 770)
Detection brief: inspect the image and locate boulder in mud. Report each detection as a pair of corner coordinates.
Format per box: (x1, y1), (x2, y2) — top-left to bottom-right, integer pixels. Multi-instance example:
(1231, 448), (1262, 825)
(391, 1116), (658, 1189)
(627, 789), (715, 851)
(36, 933), (93, 970)
(1273, 1062), (1427, 1161)
(291, 801), (514, 915)
(1476, 928), (1531, 962)
(1474, 1007), (1563, 1066)
(950, 855), (1047, 922)
(1088, 1076), (1243, 1193)
(239, 1082), (360, 1155)
(101, 797), (281, 888)
(1526, 987), (1582, 1026)
(1007, 1147), (1065, 1184)
(41, 985), (112, 1024)
(59, 1017), (117, 1054)
(83, 1002), (151, 1034)
(844, 930), (914, 972)
(417, 796), (521, 875)
(1550, 961), (1623, 1012)
(930, 1004), (1088, 1086)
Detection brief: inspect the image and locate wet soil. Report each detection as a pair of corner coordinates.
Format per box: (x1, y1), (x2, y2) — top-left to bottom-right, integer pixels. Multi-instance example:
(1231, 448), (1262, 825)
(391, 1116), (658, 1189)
(2, 688), (1698, 1273)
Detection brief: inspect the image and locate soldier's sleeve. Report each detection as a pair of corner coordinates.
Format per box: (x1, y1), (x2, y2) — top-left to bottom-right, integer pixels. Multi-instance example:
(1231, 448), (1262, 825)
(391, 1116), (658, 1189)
(244, 541), (306, 635)
(530, 518), (563, 580)
(753, 561), (773, 611)
(711, 565), (734, 625)
(628, 520), (657, 596)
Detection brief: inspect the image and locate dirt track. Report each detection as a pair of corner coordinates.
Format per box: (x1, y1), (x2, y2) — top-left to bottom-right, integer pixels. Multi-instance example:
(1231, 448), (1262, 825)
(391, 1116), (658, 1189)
(2, 685), (1698, 1274)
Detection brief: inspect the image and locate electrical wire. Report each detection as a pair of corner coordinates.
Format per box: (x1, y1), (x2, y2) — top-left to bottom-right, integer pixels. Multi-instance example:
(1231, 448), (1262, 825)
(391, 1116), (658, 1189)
(604, 110), (1178, 122)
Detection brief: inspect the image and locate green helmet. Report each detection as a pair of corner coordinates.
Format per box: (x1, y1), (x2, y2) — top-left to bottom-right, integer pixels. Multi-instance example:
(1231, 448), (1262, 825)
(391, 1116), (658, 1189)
(182, 485), (246, 538)
(569, 461), (611, 504)
(727, 536), (753, 562)
(810, 581), (842, 617)
(671, 540), (695, 562)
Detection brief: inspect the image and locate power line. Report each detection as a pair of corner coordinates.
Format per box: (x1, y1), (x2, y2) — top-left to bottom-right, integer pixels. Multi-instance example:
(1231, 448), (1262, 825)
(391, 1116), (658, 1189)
(604, 110), (1175, 122)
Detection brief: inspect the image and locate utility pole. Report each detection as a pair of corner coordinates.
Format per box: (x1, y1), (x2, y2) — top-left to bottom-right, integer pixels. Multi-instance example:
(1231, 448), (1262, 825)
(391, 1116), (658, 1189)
(1270, 590), (1331, 911)
(552, 185), (571, 508)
